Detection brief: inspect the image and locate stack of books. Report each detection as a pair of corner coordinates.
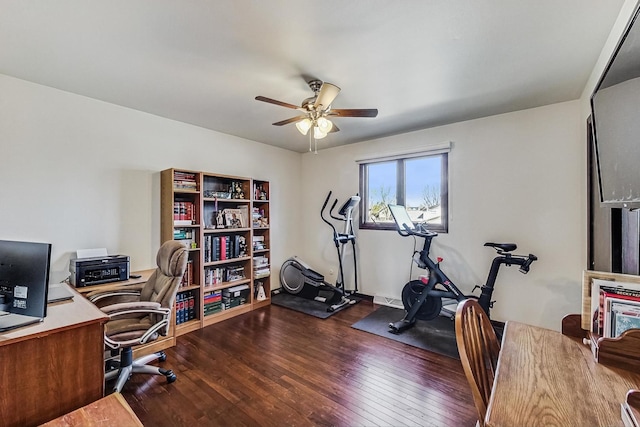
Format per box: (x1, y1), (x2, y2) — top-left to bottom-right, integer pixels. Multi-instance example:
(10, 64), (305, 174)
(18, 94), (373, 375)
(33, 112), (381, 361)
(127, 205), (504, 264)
(173, 172), (197, 191)
(203, 290), (222, 316)
(253, 256), (270, 279)
(222, 284), (250, 309)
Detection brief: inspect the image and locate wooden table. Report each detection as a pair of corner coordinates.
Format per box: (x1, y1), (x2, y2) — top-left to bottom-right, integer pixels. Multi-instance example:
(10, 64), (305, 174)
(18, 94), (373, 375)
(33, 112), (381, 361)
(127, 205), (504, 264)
(486, 321), (640, 427)
(40, 392), (142, 426)
(0, 284), (108, 427)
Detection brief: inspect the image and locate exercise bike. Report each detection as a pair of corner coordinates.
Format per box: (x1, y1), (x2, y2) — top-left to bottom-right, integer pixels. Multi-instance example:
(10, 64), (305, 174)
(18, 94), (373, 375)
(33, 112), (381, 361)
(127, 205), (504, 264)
(386, 204), (537, 334)
(280, 191), (360, 312)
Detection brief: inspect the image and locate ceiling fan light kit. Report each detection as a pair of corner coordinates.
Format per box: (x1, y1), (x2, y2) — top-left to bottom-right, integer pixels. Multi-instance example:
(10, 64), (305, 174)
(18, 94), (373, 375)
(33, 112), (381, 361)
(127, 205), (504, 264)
(255, 78), (378, 153)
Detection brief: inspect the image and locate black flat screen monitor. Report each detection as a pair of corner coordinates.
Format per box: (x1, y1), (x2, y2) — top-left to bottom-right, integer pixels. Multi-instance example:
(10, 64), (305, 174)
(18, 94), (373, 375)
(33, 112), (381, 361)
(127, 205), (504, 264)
(590, 3), (640, 209)
(388, 204), (416, 232)
(0, 240), (51, 318)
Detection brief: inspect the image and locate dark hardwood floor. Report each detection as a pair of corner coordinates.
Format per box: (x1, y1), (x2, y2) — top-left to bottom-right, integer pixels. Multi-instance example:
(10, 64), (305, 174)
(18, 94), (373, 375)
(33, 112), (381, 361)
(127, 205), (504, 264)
(121, 301), (477, 426)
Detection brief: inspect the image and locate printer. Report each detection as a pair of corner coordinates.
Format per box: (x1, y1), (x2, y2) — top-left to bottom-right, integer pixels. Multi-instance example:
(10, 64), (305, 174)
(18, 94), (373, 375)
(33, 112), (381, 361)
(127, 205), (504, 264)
(69, 255), (130, 287)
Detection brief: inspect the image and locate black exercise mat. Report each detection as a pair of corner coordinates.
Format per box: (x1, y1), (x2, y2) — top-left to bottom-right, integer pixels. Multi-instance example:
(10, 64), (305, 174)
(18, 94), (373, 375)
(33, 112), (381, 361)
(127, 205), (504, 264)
(351, 305), (459, 359)
(271, 290), (359, 319)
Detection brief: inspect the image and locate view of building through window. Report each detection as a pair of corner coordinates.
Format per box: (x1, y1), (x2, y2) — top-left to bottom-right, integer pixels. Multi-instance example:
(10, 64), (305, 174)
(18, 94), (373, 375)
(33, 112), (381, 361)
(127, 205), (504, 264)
(359, 153), (448, 232)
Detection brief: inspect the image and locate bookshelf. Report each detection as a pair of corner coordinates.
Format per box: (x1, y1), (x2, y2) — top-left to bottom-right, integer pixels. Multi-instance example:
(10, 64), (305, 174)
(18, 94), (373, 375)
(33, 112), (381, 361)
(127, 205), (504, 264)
(161, 168), (271, 336)
(252, 179), (271, 308)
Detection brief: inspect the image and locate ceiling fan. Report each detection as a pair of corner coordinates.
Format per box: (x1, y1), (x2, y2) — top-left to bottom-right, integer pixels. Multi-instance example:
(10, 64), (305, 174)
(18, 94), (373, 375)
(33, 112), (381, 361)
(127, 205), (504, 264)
(255, 79), (378, 152)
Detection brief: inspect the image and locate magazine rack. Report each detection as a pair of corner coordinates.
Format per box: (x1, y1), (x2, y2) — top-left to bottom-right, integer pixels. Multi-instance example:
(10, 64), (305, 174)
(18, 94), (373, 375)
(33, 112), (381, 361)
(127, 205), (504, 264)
(562, 270), (640, 372)
(624, 390), (640, 427)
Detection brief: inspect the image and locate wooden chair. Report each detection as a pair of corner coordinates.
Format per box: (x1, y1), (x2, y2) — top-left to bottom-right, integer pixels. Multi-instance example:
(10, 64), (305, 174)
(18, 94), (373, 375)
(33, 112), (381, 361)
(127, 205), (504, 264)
(455, 299), (501, 427)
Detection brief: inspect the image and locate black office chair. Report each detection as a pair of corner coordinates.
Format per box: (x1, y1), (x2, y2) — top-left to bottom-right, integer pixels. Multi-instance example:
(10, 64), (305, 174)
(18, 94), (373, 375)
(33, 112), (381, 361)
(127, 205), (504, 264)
(88, 240), (188, 393)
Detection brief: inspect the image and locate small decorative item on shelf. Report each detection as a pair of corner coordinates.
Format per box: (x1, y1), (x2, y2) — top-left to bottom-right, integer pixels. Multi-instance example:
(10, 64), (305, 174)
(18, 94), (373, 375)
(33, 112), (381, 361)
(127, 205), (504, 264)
(204, 190), (231, 199)
(255, 281), (267, 301)
(230, 181), (245, 199)
(254, 184), (268, 200)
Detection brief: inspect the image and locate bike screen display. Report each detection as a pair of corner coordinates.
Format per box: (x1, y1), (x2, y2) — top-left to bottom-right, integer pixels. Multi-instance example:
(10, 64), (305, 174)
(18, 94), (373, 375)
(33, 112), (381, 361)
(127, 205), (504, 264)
(388, 204), (416, 232)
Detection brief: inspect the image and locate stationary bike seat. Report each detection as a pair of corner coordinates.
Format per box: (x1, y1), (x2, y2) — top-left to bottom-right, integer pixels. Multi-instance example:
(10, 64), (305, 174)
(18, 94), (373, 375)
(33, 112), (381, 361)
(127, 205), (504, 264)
(301, 267), (325, 282)
(484, 242), (517, 252)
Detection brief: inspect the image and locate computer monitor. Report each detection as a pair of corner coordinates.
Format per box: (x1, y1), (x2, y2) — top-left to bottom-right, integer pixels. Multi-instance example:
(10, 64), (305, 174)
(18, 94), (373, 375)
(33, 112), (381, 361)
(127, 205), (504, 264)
(0, 240), (52, 318)
(388, 204), (416, 232)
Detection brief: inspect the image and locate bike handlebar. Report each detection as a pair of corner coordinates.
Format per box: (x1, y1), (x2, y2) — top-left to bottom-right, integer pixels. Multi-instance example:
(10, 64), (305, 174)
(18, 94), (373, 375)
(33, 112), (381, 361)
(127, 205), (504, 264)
(518, 254), (538, 274)
(400, 223), (438, 239)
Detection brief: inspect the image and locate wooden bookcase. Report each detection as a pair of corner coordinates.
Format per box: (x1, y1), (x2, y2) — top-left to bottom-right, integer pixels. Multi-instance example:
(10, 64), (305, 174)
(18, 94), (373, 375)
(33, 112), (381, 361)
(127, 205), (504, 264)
(252, 179), (271, 309)
(161, 168), (271, 336)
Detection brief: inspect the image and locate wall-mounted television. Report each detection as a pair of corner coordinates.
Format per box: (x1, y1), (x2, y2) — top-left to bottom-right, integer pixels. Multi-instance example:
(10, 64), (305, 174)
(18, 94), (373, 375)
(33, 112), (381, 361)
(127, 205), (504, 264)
(591, 3), (640, 209)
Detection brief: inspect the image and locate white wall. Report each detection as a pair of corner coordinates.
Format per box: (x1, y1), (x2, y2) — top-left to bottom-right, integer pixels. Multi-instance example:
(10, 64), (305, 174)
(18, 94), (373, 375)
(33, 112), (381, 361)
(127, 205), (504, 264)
(0, 74), (302, 284)
(300, 101), (584, 330)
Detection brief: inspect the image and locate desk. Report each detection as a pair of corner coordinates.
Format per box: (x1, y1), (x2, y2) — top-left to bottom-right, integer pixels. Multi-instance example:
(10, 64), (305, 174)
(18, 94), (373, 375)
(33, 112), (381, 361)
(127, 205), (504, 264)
(0, 284), (108, 427)
(486, 321), (640, 427)
(40, 392), (142, 426)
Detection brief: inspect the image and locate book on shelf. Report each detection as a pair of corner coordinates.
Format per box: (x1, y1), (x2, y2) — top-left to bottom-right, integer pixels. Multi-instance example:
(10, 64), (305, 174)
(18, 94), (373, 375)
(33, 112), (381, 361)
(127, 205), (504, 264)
(253, 255), (270, 277)
(180, 260), (193, 287)
(175, 291), (197, 325)
(173, 172), (197, 190)
(252, 235), (266, 250)
(223, 208), (244, 228)
(226, 265), (245, 281)
(174, 201), (196, 225)
(592, 279), (640, 337)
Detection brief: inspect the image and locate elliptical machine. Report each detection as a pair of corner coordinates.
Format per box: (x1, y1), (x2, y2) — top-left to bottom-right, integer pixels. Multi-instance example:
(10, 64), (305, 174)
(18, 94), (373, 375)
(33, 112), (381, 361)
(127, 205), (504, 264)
(280, 191), (360, 312)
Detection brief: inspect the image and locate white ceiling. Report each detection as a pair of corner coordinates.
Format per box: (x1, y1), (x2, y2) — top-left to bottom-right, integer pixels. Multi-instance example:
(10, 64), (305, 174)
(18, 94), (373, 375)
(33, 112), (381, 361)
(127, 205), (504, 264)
(0, 1), (625, 152)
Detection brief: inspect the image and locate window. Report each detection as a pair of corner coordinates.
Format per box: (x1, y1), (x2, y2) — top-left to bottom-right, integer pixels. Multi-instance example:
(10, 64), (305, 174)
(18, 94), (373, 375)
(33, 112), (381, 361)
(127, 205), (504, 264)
(358, 148), (449, 232)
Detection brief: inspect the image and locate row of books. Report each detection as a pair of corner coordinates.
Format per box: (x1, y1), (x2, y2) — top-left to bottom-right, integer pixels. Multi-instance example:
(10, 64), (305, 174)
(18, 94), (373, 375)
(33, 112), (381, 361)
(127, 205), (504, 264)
(173, 172), (197, 191)
(204, 264), (246, 286)
(174, 229), (196, 248)
(174, 201), (197, 225)
(204, 290), (222, 316)
(175, 291), (196, 325)
(180, 260), (194, 287)
(591, 278), (640, 338)
(203, 234), (247, 262)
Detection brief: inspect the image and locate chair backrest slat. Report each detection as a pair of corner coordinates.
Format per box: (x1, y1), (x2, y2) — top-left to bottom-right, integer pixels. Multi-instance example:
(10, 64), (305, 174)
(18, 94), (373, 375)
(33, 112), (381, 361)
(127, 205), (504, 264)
(455, 299), (501, 427)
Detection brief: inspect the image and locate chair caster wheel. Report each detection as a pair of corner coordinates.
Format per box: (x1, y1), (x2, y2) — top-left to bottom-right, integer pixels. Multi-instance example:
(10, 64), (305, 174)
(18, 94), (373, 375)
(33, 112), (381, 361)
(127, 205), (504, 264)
(157, 351), (167, 362)
(165, 371), (177, 384)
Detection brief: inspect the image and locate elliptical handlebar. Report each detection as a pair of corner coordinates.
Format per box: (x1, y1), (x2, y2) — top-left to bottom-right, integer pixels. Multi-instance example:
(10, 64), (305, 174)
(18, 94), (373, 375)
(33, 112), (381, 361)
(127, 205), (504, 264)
(321, 191), (338, 233)
(329, 199), (342, 221)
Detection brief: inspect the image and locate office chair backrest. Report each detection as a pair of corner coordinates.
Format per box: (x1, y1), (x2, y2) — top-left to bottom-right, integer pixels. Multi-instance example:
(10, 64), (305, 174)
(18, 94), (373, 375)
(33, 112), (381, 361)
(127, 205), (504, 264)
(455, 299), (501, 427)
(140, 240), (188, 326)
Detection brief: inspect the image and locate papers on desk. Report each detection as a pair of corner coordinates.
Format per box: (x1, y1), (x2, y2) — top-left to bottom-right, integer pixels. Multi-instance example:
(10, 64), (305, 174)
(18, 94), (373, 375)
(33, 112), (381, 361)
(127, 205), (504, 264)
(591, 279), (640, 338)
(76, 247), (108, 259)
(48, 284), (74, 303)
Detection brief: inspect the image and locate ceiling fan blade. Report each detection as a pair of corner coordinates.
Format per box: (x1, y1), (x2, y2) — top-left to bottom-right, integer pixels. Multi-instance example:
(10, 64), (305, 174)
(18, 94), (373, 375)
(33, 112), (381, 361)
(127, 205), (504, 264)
(314, 83), (341, 110)
(255, 96), (300, 110)
(329, 124), (340, 133)
(272, 116), (307, 126)
(328, 108), (378, 118)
